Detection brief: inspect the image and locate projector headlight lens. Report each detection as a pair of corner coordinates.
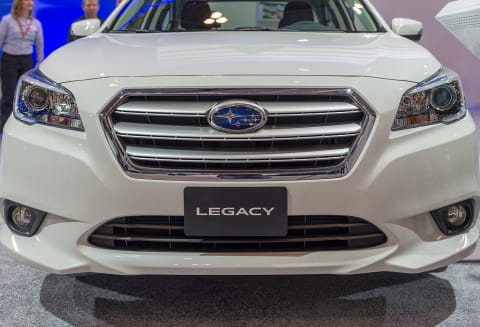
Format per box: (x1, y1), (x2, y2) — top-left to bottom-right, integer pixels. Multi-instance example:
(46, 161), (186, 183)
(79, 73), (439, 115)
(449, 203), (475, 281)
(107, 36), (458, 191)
(14, 69), (84, 131)
(430, 85), (457, 112)
(392, 68), (465, 130)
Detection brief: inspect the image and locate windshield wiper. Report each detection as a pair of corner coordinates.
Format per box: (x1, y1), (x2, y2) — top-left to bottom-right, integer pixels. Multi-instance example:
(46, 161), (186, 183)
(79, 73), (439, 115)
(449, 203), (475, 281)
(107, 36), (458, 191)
(109, 29), (158, 33)
(234, 27), (277, 31)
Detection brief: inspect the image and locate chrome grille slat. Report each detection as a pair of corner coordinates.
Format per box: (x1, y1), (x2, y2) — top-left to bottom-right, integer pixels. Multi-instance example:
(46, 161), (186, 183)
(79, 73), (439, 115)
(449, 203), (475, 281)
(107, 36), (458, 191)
(130, 156), (347, 164)
(119, 133), (358, 142)
(115, 101), (361, 115)
(126, 146), (349, 162)
(101, 89), (374, 179)
(114, 123), (361, 140)
(88, 216), (387, 252)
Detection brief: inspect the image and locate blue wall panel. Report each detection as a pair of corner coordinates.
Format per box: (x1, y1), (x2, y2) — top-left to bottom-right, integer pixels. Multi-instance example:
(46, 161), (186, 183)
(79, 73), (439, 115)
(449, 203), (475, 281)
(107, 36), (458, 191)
(0, 1), (115, 58)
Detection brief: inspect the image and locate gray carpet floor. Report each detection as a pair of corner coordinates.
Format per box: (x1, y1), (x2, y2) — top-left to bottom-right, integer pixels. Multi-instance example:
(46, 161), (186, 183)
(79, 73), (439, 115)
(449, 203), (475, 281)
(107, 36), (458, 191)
(0, 235), (479, 326)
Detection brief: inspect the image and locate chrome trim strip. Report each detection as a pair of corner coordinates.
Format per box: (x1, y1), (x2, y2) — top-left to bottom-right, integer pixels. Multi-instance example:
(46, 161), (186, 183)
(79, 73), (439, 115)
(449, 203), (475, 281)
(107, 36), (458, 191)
(114, 123), (362, 140)
(100, 88), (375, 181)
(126, 146), (349, 162)
(115, 101), (361, 115)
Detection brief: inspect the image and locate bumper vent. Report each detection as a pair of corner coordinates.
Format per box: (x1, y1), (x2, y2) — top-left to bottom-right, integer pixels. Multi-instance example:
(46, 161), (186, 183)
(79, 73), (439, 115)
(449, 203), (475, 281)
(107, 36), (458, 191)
(101, 89), (374, 180)
(89, 216), (387, 252)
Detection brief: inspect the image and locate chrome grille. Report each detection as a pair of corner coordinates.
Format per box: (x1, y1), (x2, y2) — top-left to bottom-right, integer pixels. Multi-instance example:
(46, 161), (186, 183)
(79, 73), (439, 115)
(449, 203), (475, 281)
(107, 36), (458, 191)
(89, 216), (387, 252)
(101, 89), (374, 179)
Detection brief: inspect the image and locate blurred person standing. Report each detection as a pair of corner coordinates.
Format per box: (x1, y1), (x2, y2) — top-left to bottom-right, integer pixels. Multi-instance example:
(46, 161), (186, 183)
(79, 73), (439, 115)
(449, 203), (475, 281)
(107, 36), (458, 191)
(67, 0), (104, 43)
(0, 0), (44, 133)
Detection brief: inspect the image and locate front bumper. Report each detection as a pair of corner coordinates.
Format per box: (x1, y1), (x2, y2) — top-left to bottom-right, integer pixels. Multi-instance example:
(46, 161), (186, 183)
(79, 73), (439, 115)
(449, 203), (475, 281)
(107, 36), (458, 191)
(0, 220), (477, 274)
(0, 76), (479, 275)
(0, 113), (478, 274)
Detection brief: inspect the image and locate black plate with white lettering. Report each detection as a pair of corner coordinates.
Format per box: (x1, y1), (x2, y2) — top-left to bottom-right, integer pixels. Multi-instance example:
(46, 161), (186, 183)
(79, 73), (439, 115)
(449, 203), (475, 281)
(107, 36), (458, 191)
(184, 187), (287, 237)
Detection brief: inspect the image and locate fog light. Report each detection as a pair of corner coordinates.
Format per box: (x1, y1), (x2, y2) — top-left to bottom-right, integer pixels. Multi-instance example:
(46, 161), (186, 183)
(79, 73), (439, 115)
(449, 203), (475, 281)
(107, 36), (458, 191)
(11, 207), (34, 227)
(4, 200), (46, 237)
(431, 199), (475, 236)
(446, 206), (467, 227)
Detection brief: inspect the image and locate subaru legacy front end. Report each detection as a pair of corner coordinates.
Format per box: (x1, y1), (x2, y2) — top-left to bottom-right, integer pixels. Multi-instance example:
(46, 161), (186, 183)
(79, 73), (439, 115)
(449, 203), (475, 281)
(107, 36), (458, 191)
(0, 0), (478, 274)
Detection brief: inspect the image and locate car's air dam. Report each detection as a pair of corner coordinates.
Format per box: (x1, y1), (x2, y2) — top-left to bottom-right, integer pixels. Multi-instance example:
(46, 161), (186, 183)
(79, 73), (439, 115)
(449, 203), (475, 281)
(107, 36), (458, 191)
(88, 215), (387, 252)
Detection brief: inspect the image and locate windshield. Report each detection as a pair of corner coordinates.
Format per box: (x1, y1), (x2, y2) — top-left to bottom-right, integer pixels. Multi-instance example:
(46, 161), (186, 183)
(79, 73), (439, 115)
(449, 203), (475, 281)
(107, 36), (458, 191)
(109, 0), (382, 33)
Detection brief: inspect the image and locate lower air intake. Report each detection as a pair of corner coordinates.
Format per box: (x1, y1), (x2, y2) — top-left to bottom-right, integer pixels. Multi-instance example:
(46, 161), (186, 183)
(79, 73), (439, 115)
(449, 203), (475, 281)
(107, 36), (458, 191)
(89, 215), (387, 252)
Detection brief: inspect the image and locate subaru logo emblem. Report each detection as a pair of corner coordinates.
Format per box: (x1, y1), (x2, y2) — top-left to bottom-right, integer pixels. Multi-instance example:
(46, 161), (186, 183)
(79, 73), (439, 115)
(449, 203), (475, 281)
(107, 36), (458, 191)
(207, 100), (268, 133)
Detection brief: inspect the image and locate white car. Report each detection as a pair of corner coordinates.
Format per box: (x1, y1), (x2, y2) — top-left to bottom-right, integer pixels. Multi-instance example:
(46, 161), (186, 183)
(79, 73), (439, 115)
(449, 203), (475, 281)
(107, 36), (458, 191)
(0, 0), (478, 275)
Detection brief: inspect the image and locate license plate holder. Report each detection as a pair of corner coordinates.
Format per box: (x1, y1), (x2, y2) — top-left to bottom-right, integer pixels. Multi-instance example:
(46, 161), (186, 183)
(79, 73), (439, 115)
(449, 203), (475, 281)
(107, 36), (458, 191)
(184, 187), (287, 237)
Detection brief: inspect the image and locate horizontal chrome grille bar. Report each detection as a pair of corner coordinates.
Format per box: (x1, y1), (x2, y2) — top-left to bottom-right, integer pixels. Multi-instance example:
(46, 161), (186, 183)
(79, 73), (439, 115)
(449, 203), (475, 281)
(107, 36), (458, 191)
(115, 101), (362, 116)
(114, 123), (361, 140)
(126, 146), (349, 162)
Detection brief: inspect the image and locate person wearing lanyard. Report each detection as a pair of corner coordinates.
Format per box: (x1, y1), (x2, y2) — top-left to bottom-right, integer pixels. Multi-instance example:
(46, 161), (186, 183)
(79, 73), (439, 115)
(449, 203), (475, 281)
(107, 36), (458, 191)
(0, 0), (44, 133)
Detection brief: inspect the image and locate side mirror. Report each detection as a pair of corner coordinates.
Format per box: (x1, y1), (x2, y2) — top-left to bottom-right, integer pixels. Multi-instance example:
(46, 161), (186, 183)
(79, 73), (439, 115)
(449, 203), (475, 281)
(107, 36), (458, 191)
(71, 18), (101, 37)
(392, 18), (423, 42)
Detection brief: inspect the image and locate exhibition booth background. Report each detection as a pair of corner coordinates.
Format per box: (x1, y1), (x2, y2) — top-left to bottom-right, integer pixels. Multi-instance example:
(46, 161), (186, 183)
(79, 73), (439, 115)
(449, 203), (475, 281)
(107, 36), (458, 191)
(0, 1), (115, 56)
(0, 0), (479, 108)
(371, 0), (480, 109)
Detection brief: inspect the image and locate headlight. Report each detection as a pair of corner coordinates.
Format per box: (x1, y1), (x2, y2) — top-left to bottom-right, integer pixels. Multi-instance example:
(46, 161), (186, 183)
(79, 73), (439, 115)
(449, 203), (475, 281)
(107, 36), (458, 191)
(14, 69), (84, 131)
(392, 68), (466, 130)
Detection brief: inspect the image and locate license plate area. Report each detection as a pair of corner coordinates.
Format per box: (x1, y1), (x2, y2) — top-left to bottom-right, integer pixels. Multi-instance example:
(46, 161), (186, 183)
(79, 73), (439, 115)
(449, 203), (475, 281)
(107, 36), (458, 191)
(184, 187), (287, 237)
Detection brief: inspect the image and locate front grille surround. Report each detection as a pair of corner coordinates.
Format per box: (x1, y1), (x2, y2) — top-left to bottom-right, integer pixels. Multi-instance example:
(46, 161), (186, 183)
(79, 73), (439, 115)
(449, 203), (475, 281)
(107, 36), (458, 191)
(100, 88), (375, 181)
(88, 215), (388, 252)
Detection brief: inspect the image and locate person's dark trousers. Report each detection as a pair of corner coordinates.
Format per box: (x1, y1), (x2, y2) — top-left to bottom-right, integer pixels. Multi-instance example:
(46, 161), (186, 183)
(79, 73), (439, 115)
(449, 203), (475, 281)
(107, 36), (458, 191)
(1, 52), (34, 132)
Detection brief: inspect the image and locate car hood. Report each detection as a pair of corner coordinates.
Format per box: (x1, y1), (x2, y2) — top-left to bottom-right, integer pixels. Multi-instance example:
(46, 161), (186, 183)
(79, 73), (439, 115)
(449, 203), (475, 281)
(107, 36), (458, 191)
(41, 31), (440, 83)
